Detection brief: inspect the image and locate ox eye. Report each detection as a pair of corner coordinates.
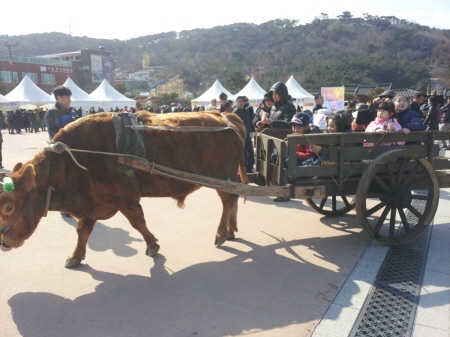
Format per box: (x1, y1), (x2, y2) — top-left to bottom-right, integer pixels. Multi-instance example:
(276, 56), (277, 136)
(3, 203), (14, 214)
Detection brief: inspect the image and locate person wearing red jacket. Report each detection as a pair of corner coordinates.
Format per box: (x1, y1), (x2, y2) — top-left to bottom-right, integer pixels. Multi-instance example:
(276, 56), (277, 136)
(273, 112), (313, 202)
(288, 112), (314, 165)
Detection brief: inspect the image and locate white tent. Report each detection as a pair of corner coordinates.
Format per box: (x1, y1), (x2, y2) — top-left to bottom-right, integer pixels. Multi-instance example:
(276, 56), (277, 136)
(63, 77), (99, 115)
(191, 80), (233, 108)
(89, 79), (136, 112)
(231, 77), (267, 108)
(5, 75), (54, 107)
(285, 75), (315, 110)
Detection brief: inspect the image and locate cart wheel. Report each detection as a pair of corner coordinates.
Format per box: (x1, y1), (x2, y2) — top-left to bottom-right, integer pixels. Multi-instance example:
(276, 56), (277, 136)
(305, 195), (356, 217)
(355, 149), (439, 245)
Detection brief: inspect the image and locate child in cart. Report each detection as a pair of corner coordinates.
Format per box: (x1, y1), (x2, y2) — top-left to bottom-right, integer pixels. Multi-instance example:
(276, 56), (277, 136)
(364, 101), (406, 147)
(304, 113), (349, 166)
(288, 112), (315, 165)
(273, 112), (313, 202)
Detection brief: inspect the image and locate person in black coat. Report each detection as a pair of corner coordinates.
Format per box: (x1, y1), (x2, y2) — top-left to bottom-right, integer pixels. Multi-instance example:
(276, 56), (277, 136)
(265, 82), (296, 129)
(233, 96), (255, 173)
(312, 94), (324, 113)
(409, 92), (426, 119)
(13, 109), (22, 134)
(423, 96), (440, 131)
(7, 111), (14, 134)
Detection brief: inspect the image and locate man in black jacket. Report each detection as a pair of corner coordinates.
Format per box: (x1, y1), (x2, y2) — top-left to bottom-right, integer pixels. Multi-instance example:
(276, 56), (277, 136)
(409, 92), (425, 119)
(265, 82), (296, 129)
(423, 95), (440, 131)
(368, 89), (395, 118)
(233, 96), (255, 172)
(312, 94), (324, 113)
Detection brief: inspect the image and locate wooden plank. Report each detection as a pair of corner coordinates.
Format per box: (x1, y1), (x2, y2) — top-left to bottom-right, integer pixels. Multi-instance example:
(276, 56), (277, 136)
(329, 145), (440, 162)
(259, 129), (291, 139)
(117, 156), (326, 199)
(338, 134), (346, 184)
(436, 172), (450, 189)
(288, 164), (339, 179)
(432, 158), (450, 171)
(285, 130), (448, 145)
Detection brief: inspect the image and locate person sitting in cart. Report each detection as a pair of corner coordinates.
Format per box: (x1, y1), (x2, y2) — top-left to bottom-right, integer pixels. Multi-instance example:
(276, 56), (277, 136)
(394, 95), (424, 133)
(273, 112), (313, 202)
(288, 112), (315, 165)
(364, 101), (405, 147)
(306, 113), (349, 166)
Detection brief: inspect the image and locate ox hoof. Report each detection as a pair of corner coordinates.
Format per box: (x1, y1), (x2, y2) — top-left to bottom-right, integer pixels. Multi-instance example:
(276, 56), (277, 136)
(215, 236), (227, 247)
(65, 257), (82, 268)
(146, 243), (160, 257)
(227, 234), (236, 241)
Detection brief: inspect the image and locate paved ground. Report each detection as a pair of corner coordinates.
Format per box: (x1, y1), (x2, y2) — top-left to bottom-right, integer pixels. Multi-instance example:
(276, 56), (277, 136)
(0, 129), (448, 337)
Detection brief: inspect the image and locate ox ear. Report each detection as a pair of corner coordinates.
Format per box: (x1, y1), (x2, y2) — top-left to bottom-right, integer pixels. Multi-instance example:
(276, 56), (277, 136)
(12, 163), (23, 172)
(18, 165), (37, 193)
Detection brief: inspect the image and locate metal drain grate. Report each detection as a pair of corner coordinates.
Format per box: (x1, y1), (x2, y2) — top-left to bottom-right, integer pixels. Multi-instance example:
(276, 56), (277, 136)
(350, 192), (432, 337)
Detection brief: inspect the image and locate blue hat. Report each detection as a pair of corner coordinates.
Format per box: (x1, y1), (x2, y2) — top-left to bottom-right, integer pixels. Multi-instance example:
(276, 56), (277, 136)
(288, 112), (309, 126)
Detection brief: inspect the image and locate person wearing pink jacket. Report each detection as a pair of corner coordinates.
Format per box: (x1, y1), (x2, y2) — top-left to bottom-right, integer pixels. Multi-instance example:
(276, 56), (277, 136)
(364, 101), (406, 147)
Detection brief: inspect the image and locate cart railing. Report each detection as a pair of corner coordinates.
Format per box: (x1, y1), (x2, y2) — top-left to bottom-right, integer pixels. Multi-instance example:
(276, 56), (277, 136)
(256, 130), (450, 187)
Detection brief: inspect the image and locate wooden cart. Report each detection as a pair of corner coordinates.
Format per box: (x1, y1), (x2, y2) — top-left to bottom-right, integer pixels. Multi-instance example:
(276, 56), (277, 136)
(253, 129), (450, 245)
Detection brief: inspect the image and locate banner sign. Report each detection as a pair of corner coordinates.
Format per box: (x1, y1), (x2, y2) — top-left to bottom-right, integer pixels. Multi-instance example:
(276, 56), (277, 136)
(102, 56), (114, 83)
(0, 101), (19, 109)
(91, 54), (104, 83)
(321, 86), (345, 113)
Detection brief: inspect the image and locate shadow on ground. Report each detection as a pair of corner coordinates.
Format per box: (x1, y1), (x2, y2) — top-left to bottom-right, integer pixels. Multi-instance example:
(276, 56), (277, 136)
(9, 234), (368, 337)
(61, 219), (143, 258)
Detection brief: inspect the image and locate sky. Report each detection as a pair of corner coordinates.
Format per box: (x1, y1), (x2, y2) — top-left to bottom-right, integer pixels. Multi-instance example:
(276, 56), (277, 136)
(1, 0), (449, 41)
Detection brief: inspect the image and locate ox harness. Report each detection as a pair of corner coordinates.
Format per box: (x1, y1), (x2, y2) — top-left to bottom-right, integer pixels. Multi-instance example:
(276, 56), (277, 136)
(112, 113), (146, 193)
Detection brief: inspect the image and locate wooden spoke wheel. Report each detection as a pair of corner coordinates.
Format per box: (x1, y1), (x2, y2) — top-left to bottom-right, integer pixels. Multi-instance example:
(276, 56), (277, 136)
(355, 149), (439, 245)
(305, 194), (356, 217)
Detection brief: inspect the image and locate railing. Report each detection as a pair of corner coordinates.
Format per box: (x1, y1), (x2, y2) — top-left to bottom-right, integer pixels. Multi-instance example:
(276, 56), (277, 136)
(0, 54), (71, 67)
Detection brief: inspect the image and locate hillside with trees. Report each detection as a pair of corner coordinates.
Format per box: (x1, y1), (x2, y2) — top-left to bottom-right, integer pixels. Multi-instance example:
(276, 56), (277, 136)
(2, 12), (450, 95)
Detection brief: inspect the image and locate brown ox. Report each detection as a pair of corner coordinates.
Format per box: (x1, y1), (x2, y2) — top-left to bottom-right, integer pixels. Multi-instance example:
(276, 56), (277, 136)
(0, 111), (247, 268)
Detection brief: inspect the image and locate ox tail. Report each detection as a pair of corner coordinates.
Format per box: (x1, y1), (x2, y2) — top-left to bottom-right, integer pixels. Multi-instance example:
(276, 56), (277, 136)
(238, 157), (248, 203)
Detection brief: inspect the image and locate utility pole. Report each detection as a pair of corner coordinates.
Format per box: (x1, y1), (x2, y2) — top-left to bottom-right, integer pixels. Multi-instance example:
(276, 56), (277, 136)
(3, 40), (19, 65)
(111, 56), (120, 86)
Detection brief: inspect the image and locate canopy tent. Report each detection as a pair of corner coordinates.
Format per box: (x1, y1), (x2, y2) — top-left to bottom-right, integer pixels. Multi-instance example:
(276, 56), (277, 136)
(0, 94), (19, 110)
(285, 75), (315, 109)
(89, 79), (136, 112)
(191, 80), (233, 108)
(5, 75), (54, 107)
(230, 77), (266, 107)
(63, 77), (99, 115)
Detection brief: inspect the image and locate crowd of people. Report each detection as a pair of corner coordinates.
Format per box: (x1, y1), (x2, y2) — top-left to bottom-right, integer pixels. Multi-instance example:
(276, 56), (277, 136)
(195, 85), (450, 202)
(2, 108), (48, 134)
